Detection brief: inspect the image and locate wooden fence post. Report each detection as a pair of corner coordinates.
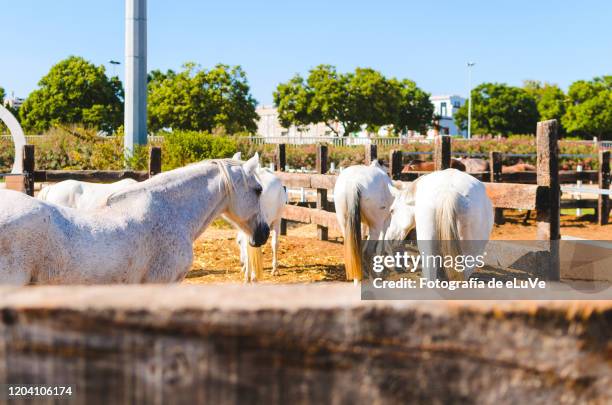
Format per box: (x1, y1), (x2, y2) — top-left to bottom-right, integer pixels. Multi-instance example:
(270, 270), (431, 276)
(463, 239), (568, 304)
(489, 151), (505, 225)
(23, 144), (35, 196)
(598, 150), (610, 225)
(275, 144), (286, 172)
(434, 135), (451, 171)
(364, 144), (377, 165)
(316, 144), (328, 241)
(148, 146), (162, 178)
(277, 143), (288, 235)
(389, 150), (402, 180)
(535, 120), (560, 280)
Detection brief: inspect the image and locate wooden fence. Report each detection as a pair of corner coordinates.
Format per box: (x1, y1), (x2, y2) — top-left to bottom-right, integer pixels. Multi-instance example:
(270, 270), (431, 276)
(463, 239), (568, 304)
(274, 132), (611, 226)
(3, 146), (163, 194)
(274, 120), (592, 280)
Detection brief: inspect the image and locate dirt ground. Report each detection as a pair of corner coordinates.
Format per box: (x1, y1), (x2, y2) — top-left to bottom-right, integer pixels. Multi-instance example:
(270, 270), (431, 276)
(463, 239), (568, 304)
(185, 211), (611, 284)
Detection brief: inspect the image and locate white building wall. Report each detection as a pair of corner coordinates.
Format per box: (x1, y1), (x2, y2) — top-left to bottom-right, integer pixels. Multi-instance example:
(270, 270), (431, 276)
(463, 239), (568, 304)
(257, 95), (467, 139)
(426, 95), (466, 138)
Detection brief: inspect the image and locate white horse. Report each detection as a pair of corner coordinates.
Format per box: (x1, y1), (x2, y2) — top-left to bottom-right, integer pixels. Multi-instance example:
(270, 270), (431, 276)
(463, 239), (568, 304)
(333, 160), (396, 282)
(37, 178), (138, 209)
(385, 168), (494, 281)
(231, 152), (287, 282)
(0, 155), (269, 285)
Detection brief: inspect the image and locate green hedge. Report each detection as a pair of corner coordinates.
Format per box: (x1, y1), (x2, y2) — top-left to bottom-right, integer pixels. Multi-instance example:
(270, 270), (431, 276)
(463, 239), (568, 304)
(0, 130), (601, 174)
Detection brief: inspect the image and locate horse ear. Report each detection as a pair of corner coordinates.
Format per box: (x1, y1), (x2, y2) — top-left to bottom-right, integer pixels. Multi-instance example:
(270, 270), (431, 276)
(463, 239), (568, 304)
(232, 152), (242, 161)
(243, 153), (259, 174)
(370, 159), (382, 168)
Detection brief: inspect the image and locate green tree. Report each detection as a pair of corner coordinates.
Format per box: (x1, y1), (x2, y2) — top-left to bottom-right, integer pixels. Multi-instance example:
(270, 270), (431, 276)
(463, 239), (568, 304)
(391, 79), (434, 134)
(455, 83), (539, 136)
(274, 65), (432, 136)
(19, 56), (123, 133)
(0, 86), (6, 134)
(562, 76), (612, 140)
(273, 74), (315, 130)
(523, 80), (567, 133)
(147, 63), (258, 134)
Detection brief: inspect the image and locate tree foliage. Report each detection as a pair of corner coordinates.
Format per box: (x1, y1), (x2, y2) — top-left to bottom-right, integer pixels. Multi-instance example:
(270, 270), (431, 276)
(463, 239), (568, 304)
(273, 65), (433, 136)
(19, 56), (123, 133)
(562, 76), (612, 140)
(147, 63), (258, 134)
(455, 83), (539, 136)
(523, 80), (566, 121)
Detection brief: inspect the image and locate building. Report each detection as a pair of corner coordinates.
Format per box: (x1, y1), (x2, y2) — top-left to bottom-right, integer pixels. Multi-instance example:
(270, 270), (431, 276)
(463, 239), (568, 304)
(256, 94), (467, 139)
(3, 92), (25, 110)
(256, 105), (391, 139)
(256, 105), (342, 138)
(426, 95), (466, 138)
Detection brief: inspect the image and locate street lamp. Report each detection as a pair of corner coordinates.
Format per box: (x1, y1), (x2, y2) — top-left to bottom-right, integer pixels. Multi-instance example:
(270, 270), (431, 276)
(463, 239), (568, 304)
(467, 61), (475, 139)
(109, 60), (121, 77)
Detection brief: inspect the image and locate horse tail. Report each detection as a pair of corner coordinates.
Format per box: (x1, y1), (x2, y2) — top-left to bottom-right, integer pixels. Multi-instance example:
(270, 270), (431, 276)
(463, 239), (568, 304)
(37, 185), (51, 201)
(343, 184), (362, 281)
(434, 190), (464, 281)
(246, 244), (264, 281)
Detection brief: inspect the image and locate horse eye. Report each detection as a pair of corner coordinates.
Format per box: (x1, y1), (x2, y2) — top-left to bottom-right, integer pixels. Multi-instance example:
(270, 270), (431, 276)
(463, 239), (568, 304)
(255, 186), (262, 196)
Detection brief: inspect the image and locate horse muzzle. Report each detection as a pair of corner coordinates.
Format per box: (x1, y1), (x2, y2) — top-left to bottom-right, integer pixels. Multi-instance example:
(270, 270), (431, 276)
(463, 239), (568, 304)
(250, 222), (270, 247)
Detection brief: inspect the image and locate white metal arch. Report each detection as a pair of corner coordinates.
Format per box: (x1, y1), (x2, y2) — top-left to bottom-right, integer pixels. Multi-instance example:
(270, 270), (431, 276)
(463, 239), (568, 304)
(0, 104), (26, 173)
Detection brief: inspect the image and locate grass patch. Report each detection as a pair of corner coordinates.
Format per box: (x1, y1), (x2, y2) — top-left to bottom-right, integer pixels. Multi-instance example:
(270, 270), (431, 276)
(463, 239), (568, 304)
(561, 208), (595, 216)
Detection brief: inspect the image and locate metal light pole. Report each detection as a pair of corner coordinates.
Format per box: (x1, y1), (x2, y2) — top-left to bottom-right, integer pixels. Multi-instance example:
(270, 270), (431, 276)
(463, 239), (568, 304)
(109, 60), (121, 77)
(467, 61), (475, 139)
(124, 0), (147, 157)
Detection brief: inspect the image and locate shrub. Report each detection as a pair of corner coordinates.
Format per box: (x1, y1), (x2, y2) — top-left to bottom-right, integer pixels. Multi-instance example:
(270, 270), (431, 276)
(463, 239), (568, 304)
(162, 131), (237, 170)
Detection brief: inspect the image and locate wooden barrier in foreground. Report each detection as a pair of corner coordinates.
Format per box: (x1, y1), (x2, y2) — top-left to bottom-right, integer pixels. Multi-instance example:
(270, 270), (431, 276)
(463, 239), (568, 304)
(0, 284), (609, 404)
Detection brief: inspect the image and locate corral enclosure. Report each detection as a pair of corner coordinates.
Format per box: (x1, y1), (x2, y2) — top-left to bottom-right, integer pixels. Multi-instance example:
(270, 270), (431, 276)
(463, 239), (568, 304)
(1, 120), (611, 403)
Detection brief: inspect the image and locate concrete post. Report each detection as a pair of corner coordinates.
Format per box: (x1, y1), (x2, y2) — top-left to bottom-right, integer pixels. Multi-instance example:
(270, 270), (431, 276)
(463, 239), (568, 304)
(124, 0), (148, 156)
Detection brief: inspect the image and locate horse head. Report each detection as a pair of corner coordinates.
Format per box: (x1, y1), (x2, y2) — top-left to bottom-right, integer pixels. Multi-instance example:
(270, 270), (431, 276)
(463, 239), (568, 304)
(218, 153), (270, 247)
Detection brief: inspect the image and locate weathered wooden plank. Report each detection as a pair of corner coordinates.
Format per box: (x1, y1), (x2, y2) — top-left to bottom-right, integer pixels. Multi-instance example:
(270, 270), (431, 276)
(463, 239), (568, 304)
(559, 170), (598, 183)
(598, 151), (610, 225)
(316, 145), (329, 240)
(0, 285), (609, 404)
(4, 174), (25, 193)
(536, 120), (561, 241)
(275, 143), (286, 172)
(560, 199), (598, 209)
(275, 172), (312, 188)
(434, 135), (451, 170)
(490, 151), (505, 224)
(23, 144), (35, 196)
(276, 144), (288, 235)
(536, 119), (560, 282)
(389, 150), (403, 180)
(148, 146), (162, 177)
(39, 170), (149, 183)
(484, 182), (539, 210)
(310, 174), (337, 190)
(364, 144), (377, 165)
(282, 204), (340, 233)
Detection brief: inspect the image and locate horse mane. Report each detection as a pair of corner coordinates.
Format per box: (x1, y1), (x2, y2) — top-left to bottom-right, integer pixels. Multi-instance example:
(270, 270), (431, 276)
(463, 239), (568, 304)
(103, 158), (248, 207)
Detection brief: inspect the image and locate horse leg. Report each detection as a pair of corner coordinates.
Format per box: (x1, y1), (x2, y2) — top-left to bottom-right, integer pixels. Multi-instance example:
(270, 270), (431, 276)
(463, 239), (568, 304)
(523, 210), (531, 224)
(271, 220), (281, 276)
(237, 232), (251, 283)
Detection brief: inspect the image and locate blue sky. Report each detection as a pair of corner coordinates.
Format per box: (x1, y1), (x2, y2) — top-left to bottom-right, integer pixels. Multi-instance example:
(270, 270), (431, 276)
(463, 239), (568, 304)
(2, 0), (611, 105)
